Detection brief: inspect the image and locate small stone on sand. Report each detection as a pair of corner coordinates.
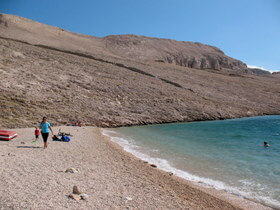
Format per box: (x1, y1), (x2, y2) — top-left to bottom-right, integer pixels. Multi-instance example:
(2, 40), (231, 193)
(150, 164), (157, 168)
(73, 185), (82, 195)
(65, 168), (79, 173)
(80, 193), (89, 200)
(69, 194), (81, 201)
(125, 197), (132, 201)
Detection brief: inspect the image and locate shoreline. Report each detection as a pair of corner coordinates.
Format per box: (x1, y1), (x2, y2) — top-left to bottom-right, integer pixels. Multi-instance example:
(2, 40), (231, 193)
(2, 112), (280, 130)
(101, 114), (280, 129)
(98, 128), (273, 210)
(0, 126), (272, 209)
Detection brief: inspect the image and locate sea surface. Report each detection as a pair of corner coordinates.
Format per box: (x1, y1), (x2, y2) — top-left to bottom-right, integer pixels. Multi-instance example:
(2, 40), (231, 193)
(102, 115), (280, 208)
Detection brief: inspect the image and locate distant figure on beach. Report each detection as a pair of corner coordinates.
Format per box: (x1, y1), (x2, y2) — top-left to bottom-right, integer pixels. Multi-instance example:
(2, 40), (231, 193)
(39, 117), (54, 149)
(34, 127), (40, 141)
(263, 141), (270, 147)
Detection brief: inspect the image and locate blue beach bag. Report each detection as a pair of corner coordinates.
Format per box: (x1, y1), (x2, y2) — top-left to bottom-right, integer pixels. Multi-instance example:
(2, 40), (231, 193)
(61, 135), (71, 142)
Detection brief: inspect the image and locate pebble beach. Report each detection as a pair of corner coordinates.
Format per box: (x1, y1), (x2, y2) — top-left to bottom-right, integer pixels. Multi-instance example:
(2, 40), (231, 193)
(0, 126), (271, 209)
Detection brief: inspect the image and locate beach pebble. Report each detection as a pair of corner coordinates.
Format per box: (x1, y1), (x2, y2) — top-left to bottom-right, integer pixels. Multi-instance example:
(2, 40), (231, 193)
(73, 185), (82, 195)
(80, 193), (89, 200)
(69, 194), (81, 201)
(168, 172), (173, 176)
(150, 164), (157, 168)
(123, 197), (133, 203)
(65, 168), (80, 173)
(125, 197), (132, 201)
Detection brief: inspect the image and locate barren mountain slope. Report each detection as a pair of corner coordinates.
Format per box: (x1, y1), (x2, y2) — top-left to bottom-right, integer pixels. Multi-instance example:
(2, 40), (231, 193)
(0, 13), (113, 58)
(0, 14), (280, 128)
(104, 34), (247, 71)
(0, 13), (246, 71)
(1, 37), (280, 128)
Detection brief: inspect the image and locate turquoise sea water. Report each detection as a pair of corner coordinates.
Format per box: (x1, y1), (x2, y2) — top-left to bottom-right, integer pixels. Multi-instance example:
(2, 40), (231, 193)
(103, 116), (280, 208)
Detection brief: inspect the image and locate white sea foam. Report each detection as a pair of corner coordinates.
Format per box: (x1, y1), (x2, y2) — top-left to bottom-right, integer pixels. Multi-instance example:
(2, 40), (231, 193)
(102, 129), (280, 209)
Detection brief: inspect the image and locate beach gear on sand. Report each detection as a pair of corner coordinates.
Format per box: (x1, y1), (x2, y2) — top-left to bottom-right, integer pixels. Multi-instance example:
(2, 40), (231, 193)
(52, 135), (59, 141)
(52, 129), (71, 142)
(0, 130), (18, 141)
(61, 135), (70, 142)
(31, 137), (39, 144)
(52, 134), (71, 142)
(57, 129), (72, 137)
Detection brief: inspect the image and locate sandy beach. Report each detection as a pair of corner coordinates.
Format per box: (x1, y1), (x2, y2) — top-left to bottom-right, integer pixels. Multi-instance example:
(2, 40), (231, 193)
(0, 126), (272, 209)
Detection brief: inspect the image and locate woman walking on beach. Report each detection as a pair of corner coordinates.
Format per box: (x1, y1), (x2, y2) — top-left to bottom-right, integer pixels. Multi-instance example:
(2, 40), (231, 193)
(39, 117), (54, 149)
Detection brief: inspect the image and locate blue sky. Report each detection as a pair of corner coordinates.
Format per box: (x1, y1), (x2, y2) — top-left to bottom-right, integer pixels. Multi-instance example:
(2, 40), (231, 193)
(1, 0), (279, 71)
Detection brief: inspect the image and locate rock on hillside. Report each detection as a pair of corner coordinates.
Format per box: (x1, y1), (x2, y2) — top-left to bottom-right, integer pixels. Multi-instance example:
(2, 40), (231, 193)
(246, 68), (271, 76)
(272, 72), (280, 76)
(0, 13), (247, 72)
(104, 35), (247, 71)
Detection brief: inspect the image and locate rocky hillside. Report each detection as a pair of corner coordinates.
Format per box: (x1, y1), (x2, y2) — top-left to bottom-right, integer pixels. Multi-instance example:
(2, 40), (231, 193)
(246, 68), (272, 76)
(0, 14), (280, 128)
(104, 35), (247, 71)
(0, 14), (247, 71)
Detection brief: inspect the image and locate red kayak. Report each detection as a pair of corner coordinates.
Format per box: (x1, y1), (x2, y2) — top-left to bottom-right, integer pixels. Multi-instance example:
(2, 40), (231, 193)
(0, 130), (18, 141)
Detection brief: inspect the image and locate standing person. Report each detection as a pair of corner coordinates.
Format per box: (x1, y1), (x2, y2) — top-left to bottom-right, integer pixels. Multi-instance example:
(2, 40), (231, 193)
(35, 127), (40, 140)
(32, 127), (40, 143)
(39, 117), (54, 149)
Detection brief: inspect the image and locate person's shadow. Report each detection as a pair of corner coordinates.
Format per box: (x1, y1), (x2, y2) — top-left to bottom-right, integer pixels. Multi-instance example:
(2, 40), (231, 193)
(17, 146), (41, 149)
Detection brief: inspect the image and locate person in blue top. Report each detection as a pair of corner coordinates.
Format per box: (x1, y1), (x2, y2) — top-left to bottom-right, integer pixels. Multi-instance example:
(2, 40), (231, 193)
(39, 117), (54, 149)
